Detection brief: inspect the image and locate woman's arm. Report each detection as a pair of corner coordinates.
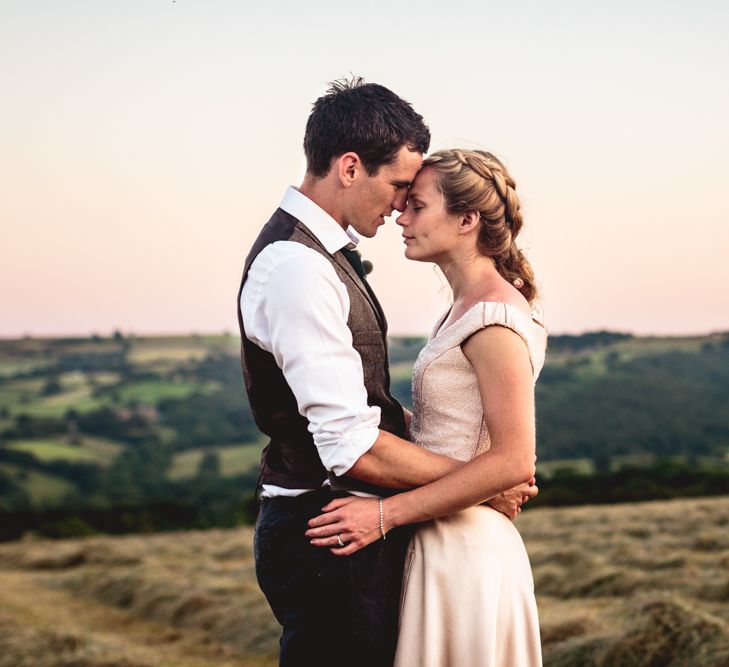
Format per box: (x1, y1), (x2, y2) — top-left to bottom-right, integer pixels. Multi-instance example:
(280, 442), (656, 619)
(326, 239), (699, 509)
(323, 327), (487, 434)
(306, 325), (537, 554)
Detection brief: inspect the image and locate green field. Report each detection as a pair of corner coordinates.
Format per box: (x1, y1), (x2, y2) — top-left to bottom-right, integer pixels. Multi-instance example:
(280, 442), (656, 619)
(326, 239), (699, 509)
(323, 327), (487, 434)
(168, 443), (263, 480)
(115, 379), (218, 404)
(0, 463), (75, 505)
(388, 361), (415, 382)
(19, 386), (105, 418)
(537, 453), (729, 479)
(6, 437), (123, 466)
(126, 334), (238, 365)
(0, 372), (102, 417)
(0, 372), (217, 419)
(0, 378), (45, 410)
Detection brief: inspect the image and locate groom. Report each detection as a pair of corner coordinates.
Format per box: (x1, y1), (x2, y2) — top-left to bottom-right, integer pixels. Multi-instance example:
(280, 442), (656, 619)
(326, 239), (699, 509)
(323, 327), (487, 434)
(237, 78), (534, 667)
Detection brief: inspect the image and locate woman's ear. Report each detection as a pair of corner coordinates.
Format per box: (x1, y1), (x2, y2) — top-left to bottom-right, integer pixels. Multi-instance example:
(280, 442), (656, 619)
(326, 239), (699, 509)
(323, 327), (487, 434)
(459, 210), (481, 234)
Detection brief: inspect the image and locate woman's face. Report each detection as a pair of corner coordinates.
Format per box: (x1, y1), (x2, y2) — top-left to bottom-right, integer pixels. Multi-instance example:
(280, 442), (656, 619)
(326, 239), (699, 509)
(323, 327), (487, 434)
(397, 167), (462, 263)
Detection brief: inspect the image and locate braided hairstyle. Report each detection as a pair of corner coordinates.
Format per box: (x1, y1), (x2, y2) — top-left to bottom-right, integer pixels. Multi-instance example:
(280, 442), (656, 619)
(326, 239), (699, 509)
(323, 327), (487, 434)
(423, 149), (537, 304)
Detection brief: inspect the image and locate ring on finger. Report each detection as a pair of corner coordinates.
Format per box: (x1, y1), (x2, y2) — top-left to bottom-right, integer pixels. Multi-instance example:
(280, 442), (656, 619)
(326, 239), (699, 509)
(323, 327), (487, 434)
(336, 534), (345, 548)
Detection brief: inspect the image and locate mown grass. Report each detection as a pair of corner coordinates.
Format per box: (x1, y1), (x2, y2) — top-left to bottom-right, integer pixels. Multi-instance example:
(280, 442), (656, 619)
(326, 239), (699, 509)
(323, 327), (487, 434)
(521, 497), (729, 665)
(1, 496), (728, 666)
(0, 530), (278, 666)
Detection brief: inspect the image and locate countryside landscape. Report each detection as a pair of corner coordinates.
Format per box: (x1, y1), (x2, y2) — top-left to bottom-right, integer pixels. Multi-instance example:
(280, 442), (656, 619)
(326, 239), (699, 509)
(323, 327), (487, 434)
(1, 330), (729, 665)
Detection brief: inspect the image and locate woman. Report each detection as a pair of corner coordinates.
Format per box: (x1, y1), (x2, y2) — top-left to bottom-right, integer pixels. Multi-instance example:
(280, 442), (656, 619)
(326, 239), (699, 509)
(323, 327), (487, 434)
(306, 149), (546, 666)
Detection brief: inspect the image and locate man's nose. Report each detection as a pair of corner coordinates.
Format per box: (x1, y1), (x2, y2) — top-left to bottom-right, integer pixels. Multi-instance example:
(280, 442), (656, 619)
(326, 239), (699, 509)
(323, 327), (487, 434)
(392, 190), (408, 213)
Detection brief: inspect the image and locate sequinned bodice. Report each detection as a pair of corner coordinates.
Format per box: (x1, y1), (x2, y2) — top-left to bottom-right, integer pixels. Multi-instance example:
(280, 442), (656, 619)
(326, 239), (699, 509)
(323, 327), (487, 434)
(409, 301), (547, 461)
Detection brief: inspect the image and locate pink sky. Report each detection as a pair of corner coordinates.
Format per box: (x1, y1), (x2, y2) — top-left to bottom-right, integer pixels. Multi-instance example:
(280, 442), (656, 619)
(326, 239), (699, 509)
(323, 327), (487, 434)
(2, 1), (728, 337)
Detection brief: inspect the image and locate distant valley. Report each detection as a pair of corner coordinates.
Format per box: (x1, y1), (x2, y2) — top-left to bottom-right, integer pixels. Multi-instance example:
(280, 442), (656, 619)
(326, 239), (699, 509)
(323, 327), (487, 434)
(1, 330), (728, 538)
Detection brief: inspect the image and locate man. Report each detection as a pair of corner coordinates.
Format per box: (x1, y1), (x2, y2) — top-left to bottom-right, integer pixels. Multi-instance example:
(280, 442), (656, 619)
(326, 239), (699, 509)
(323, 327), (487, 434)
(237, 77), (535, 667)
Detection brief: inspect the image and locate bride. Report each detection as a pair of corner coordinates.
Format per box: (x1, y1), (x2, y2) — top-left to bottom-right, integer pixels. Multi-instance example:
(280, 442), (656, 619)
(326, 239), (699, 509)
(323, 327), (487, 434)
(306, 148), (546, 666)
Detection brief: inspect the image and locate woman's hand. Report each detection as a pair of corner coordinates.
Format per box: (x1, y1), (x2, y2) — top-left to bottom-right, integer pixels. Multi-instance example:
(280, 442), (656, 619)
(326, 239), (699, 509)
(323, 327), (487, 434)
(487, 477), (539, 520)
(306, 496), (383, 556)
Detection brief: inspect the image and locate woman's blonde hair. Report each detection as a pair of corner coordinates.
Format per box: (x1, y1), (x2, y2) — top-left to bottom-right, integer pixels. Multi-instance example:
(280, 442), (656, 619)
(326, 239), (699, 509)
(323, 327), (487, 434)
(423, 149), (537, 304)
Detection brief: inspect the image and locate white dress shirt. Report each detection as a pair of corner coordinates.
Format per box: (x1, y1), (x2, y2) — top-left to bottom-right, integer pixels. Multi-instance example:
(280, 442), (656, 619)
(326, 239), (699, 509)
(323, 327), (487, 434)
(240, 187), (383, 498)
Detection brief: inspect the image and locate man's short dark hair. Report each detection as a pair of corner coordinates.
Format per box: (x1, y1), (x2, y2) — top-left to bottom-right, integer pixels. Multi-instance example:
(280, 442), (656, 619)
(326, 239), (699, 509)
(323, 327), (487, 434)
(304, 76), (431, 178)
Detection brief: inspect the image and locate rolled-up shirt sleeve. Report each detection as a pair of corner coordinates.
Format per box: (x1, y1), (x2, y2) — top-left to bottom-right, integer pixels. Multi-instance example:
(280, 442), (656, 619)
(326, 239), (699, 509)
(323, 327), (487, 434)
(242, 242), (380, 476)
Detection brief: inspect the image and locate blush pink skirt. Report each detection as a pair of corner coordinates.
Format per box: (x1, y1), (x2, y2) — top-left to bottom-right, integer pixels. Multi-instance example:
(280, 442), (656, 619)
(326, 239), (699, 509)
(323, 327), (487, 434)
(394, 505), (542, 667)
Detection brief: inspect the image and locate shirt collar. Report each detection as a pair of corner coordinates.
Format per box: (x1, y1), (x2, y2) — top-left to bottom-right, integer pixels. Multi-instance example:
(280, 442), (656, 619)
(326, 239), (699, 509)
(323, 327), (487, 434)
(279, 186), (359, 253)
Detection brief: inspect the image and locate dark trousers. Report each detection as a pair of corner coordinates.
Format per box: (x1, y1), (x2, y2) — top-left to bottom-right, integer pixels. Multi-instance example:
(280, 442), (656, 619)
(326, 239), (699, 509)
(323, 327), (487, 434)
(254, 488), (411, 667)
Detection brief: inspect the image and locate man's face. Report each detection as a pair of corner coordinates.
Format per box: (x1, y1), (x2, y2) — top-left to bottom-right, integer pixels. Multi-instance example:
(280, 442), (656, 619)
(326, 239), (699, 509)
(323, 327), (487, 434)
(345, 146), (423, 238)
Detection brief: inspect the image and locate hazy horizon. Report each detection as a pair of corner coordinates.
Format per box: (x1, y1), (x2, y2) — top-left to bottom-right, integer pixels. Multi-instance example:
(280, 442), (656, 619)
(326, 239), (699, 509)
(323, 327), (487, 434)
(2, 319), (728, 341)
(3, 1), (728, 338)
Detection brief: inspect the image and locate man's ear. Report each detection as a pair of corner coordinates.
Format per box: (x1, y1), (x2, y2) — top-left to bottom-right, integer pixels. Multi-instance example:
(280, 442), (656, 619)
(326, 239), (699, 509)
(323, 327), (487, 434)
(337, 152), (361, 188)
(459, 210), (481, 234)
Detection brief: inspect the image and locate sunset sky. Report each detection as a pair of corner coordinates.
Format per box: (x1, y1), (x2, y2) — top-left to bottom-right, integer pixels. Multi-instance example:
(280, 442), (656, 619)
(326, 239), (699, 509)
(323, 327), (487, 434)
(2, 0), (728, 337)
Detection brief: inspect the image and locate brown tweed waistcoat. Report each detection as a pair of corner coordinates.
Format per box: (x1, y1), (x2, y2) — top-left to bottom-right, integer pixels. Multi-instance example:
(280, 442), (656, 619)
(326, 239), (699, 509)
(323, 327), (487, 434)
(236, 207), (406, 495)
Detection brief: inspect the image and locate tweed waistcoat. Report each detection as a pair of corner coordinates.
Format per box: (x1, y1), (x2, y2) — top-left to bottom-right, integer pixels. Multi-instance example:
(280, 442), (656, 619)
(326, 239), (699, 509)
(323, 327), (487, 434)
(236, 208), (407, 495)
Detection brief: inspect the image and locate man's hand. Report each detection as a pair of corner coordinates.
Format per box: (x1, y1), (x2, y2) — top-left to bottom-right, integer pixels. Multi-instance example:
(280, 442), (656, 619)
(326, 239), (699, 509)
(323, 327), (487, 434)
(306, 496), (382, 556)
(487, 477), (538, 520)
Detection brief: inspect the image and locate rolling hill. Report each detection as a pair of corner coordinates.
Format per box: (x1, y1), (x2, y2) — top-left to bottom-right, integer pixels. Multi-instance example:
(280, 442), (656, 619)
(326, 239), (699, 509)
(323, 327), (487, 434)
(0, 330), (728, 538)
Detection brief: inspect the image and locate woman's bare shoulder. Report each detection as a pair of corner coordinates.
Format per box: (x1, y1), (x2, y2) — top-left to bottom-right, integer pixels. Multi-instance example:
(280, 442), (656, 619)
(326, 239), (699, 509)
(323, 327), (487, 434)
(477, 282), (532, 318)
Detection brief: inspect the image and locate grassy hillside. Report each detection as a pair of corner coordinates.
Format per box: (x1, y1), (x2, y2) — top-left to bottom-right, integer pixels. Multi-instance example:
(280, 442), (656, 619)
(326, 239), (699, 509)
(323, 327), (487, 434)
(0, 331), (728, 538)
(536, 333), (729, 463)
(1, 496), (728, 666)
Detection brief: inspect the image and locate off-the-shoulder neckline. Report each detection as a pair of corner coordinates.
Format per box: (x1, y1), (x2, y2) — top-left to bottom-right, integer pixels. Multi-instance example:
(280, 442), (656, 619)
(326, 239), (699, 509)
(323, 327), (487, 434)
(434, 300), (546, 339)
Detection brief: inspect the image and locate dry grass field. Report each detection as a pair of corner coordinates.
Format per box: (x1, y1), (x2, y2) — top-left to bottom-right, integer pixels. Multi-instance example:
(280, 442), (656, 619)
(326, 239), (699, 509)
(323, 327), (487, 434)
(1, 496), (729, 667)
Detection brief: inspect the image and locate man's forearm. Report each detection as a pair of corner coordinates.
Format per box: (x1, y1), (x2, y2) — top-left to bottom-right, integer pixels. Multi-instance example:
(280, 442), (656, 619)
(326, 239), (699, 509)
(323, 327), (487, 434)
(345, 429), (462, 489)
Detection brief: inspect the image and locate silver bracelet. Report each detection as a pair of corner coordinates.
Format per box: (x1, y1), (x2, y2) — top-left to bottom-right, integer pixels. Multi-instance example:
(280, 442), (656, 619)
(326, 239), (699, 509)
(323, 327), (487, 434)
(379, 497), (386, 541)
